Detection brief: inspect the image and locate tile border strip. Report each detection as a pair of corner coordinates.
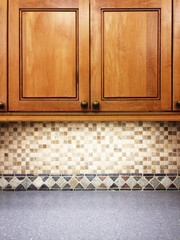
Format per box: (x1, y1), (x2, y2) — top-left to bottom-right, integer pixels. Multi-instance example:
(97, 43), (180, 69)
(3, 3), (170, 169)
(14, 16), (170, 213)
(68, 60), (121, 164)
(0, 174), (179, 191)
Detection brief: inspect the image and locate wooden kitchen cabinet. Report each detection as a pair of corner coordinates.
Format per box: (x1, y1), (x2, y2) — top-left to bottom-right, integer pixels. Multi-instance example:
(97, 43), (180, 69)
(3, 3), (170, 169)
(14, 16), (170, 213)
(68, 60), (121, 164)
(9, 0), (89, 112)
(91, 0), (171, 112)
(0, 0), (180, 121)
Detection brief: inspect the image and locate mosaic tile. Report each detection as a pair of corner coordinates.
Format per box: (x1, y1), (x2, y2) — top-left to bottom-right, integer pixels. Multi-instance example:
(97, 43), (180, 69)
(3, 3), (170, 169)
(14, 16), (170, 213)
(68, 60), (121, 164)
(161, 177), (172, 188)
(80, 176), (91, 188)
(9, 177), (20, 188)
(115, 177), (126, 187)
(138, 177), (149, 187)
(56, 177), (67, 189)
(126, 177), (137, 188)
(150, 178), (160, 188)
(0, 122), (179, 175)
(0, 178), (8, 188)
(174, 177), (180, 188)
(0, 174), (179, 191)
(33, 176), (44, 189)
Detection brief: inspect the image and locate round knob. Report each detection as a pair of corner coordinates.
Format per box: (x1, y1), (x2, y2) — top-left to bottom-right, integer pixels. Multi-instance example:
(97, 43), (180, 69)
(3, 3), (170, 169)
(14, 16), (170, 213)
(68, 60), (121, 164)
(177, 101), (180, 107)
(0, 102), (4, 109)
(81, 101), (88, 108)
(92, 101), (100, 109)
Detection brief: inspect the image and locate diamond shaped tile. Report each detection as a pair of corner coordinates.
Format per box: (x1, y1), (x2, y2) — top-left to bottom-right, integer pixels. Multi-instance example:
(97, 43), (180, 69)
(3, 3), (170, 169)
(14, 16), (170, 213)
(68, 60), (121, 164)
(103, 176), (113, 188)
(45, 177), (56, 188)
(161, 177), (172, 188)
(33, 176), (44, 188)
(56, 176), (67, 189)
(138, 177), (149, 187)
(69, 177), (78, 188)
(150, 177), (160, 188)
(91, 176), (102, 188)
(21, 177), (32, 189)
(174, 177), (180, 188)
(0, 178), (8, 188)
(126, 177), (137, 188)
(9, 177), (20, 188)
(80, 176), (90, 188)
(115, 177), (125, 187)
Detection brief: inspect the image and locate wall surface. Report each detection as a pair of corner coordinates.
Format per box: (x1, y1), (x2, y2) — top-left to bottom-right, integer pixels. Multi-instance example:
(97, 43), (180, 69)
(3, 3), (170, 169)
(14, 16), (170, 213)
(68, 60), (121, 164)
(0, 121), (179, 175)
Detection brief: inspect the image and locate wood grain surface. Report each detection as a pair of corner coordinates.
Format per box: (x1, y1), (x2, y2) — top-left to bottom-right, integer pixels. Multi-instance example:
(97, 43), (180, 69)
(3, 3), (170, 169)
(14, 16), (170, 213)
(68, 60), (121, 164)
(0, 0), (7, 111)
(91, 0), (172, 112)
(9, 0), (89, 111)
(173, 0), (180, 111)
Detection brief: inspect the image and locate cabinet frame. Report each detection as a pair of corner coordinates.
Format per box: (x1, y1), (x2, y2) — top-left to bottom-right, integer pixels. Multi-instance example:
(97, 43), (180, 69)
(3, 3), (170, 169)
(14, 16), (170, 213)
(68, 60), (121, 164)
(0, 0), (7, 112)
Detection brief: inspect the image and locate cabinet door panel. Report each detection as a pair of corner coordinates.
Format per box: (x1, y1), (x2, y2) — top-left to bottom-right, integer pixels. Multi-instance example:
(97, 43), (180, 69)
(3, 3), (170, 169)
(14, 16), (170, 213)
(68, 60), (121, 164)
(91, 0), (171, 112)
(22, 11), (77, 98)
(9, 0), (89, 112)
(0, 0), (7, 111)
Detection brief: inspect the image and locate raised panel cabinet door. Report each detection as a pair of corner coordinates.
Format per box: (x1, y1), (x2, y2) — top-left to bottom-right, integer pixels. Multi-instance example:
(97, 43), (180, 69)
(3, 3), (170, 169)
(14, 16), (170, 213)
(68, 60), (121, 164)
(173, 0), (180, 111)
(9, 0), (89, 112)
(91, 0), (172, 112)
(0, 0), (7, 111)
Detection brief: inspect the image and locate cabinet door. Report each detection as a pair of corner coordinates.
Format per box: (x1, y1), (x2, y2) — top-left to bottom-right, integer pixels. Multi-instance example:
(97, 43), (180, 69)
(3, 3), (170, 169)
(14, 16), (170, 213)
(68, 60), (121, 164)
(91, 0), (171, 112)
(0, 0), (7, 111)
(173, 0), (180, 111)
(9, 0), (89, 112)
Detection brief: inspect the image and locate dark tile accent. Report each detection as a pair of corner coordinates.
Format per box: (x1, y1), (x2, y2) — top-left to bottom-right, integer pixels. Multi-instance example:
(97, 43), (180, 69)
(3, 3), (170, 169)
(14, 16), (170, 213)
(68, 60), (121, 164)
(168, 183), (178, 190)
(51, 183), (61, 190)
(63, 177), (72, 182)
(109, 183), (119, 189)
(15, 184), (26, 191)
(121, 177), (130, 181)
(169, 177), (177, 181)
(144, 184), (154, 190)
(87, 183), (95, 189)
(74, 183), (84, 190)
(86, 176), (96, 182)
(109, 176), (119, 182)
(4, 177), (13, 182)
(75, 177), (84, 181)
(28, 176), (37, 182)
(133, 183), (142, 189)
(16, 176), (26, 181)
(98, 183), (107, 189)
(27, 184), (38, 191)
(63, 183), (72, 189)
(42, 177), (49, 182)
(51, 177), (60, 181)
(39, 184), (49, 191)
(121, 183), (131, 189)
(156, 183), (166, 190)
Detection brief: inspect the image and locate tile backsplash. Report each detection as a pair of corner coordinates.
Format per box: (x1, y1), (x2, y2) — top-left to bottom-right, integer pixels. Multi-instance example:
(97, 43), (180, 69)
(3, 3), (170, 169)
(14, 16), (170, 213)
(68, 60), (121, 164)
(0, 121), (179, 175)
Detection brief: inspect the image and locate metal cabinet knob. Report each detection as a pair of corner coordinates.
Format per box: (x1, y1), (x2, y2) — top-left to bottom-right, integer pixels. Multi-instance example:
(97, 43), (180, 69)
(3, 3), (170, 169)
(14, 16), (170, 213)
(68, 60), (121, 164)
(0, 102), (4, 109)
(92, 101), (100, 108)
(81, 101), (88, 108)
(176, 101), (180, 107)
